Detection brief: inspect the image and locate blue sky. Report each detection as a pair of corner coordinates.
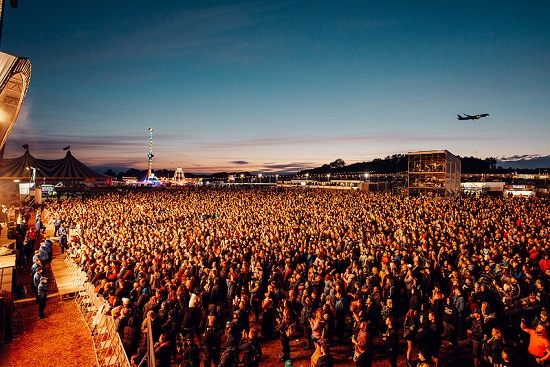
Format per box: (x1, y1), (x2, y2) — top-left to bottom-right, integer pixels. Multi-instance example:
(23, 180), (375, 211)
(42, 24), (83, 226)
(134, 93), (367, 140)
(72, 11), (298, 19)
(2, 1), (550, 173)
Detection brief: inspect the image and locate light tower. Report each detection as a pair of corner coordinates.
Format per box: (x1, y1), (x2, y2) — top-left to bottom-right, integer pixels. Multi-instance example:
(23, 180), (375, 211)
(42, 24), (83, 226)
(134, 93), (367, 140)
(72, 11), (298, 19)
(146, 127), (154, 181)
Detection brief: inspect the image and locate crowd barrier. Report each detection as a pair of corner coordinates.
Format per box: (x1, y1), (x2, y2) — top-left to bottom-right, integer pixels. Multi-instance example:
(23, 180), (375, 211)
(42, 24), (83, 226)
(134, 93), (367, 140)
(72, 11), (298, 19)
(64, 255), (131, 367)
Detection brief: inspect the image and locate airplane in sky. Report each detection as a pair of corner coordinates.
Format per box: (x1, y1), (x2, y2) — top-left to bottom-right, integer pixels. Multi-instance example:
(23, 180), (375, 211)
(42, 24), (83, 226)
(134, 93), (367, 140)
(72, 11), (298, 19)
(457, 113), (490, 121)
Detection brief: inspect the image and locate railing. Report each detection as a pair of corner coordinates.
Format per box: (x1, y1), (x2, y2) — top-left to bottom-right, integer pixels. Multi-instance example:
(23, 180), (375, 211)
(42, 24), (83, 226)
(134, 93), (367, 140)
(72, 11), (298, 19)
(64, 256), (130, 367)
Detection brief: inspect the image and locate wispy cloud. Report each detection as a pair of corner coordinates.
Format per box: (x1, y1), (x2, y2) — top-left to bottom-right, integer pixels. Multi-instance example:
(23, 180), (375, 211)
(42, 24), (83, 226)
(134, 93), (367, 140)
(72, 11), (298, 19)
(194, 132), (489, 150)
(496, 155), (550, 170)
(498, 154), (546, 162)
(260, 161), (314, 173)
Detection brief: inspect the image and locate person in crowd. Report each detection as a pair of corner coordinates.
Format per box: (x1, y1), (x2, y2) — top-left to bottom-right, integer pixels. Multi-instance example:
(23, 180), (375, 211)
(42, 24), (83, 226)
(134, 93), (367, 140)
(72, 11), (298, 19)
(249, 273), (262, 323)
(226, 309), (244, 348)
(533, 310), (550, 338)
(35, 216), (43, 235)
(59, 232), (68, 254)
(468, 308), (484, 367)
(416, 350), (435, 367)
(120, 315), (140, 358)
(443, 296), (459, 353)
(203, 315), (222, 367)
(58, 221), (67, 237)
(334, 289), (348, 344)
(453, 286), (466, 340)
(261, 291), (275, 340)
(521, 319), (550, 367)
(352, 321), (373, 367)
(427, 311), (442, 367)
(495, 348), (515, 367)
(15, 223), (26, 267)
(403, 308), (419, 366)
(25, 227), (37, 262)
(278, 306), (295, 362)
(153, 333), (172, 367)
(301, 294), (315, 350)
(311, 308), (326, 344)
(385, 316), (399, 367)
(316, 341), (334, 367)
(181, 334), (201, 367)
(53, 218), (61, 237)
(484, 327), (506, 366)
(239, 328), (261, 367)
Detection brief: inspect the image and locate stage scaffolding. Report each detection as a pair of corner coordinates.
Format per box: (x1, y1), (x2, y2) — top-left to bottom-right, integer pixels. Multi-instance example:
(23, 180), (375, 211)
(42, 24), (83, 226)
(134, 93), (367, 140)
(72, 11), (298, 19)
(408, 150), (461, 198)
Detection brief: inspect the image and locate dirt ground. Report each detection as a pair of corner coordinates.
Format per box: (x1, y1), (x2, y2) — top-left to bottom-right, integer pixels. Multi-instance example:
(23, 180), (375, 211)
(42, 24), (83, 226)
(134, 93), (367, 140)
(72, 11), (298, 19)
(5, 299), (97, 367)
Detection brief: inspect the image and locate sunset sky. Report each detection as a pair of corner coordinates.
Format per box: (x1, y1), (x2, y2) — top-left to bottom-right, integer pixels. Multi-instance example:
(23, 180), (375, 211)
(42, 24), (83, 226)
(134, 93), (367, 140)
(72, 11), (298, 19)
(2, 1), (549, 173)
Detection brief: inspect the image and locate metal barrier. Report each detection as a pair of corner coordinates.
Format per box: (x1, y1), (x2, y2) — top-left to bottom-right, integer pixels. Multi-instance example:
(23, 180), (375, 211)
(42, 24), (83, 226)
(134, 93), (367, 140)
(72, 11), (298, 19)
(135, 318), (156, 367)
(66, 256), (131, 367)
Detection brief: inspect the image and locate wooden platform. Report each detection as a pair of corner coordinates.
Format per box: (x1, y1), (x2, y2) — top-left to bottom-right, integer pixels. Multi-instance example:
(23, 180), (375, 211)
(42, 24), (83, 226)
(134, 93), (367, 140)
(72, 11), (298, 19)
(50, 254), (80, 300)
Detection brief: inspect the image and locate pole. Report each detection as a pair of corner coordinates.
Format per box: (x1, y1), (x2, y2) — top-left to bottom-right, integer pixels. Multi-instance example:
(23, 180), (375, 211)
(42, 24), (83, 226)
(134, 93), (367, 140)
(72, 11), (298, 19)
(147, 128), (154, 181)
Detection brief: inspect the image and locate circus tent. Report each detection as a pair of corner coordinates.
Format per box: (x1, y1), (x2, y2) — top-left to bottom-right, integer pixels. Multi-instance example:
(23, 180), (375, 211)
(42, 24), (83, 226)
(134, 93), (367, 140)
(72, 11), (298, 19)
(0, 149), (111, 182)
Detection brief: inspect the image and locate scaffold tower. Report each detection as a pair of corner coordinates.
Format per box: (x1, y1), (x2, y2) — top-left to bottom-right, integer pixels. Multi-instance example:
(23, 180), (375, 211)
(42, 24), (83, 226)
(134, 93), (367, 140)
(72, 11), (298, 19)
(407, 150), (461, 198)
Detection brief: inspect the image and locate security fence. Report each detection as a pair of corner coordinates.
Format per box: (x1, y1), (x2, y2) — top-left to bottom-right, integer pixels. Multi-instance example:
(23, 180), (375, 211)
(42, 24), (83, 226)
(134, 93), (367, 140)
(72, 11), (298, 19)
(65, 256), (131, 367)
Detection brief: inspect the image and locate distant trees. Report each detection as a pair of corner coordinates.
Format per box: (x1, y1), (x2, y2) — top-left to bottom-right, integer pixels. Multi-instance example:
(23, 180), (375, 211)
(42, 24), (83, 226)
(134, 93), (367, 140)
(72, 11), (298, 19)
(103, 169), (117, 178)
(330, 159), (346, 169)
(299, 154), (408, 176)
(298, 155), (502, 176)
(459, 156), (497, 174)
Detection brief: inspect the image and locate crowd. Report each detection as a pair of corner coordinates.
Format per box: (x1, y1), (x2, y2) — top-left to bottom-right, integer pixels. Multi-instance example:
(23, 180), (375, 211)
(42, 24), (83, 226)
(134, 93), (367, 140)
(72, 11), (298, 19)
(38, 187), (550, 367)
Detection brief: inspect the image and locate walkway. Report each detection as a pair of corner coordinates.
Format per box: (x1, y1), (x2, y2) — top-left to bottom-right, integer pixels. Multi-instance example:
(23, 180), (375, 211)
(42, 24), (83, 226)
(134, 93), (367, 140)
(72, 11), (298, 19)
(0, 210), (96, 367)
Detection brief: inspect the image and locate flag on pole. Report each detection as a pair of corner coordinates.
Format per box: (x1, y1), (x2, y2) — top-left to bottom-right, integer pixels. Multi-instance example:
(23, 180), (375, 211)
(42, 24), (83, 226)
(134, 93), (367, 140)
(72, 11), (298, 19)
(22, 143), (29, 150)
(63, 146), (70, 151)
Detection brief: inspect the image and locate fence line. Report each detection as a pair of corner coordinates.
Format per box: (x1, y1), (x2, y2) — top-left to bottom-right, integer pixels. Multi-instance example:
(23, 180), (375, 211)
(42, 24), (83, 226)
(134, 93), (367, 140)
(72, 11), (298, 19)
(65, 255), (131, 367)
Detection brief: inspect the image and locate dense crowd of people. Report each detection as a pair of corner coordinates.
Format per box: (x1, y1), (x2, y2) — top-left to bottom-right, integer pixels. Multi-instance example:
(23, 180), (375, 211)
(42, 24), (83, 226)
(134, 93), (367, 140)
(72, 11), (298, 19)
(39, 187), (550, 367)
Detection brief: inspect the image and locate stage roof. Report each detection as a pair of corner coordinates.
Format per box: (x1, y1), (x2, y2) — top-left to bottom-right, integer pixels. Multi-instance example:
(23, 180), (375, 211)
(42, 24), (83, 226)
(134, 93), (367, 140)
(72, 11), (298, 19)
(0, 52), (31, 154)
